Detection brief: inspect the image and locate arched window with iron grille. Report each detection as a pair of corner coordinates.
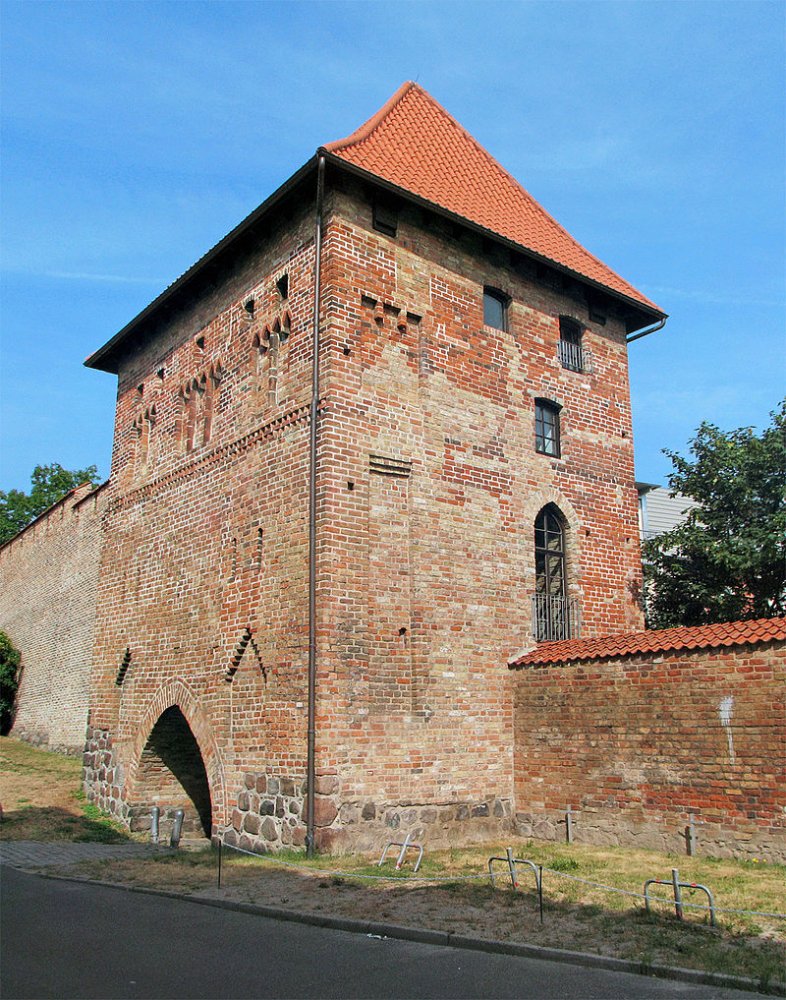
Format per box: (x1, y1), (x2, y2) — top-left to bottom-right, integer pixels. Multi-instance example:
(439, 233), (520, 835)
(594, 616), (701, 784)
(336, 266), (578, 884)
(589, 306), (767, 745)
(533, 504), (578, 641)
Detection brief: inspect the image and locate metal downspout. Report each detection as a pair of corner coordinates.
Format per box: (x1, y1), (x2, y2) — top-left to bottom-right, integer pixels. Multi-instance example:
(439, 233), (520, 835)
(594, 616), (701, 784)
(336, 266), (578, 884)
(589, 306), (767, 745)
(626, 316), (666, 344)
(306, 155), (325, 857)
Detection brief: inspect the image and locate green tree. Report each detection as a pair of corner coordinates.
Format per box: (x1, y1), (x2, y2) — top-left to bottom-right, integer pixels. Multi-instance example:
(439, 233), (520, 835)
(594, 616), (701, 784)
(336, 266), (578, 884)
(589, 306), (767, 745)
(643, 401), (786, 628)
(0, 463), (100, 545)
(0, 631), (21, 734)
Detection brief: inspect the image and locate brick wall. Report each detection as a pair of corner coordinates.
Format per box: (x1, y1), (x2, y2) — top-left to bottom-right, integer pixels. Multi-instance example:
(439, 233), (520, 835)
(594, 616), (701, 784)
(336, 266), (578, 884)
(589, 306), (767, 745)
(85, 172), (648, 853)
(513, 640), (786, 861)
(310, 179), (643, 850)
(0, 482), (106, 752)
(86, 199), (317, 849)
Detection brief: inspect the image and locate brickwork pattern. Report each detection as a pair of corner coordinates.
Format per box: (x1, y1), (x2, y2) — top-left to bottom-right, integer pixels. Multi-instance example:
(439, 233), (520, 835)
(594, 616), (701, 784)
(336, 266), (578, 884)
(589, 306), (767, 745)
(0, 483), (106, 752)
(85, 175), (649, 853)
(86, 204), (317, 843)
(513, 639), (786, 861)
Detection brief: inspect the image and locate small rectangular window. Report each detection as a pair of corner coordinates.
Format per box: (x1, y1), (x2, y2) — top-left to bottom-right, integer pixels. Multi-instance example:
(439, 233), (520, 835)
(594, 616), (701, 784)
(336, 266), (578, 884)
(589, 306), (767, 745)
(535, 400), (561, 457)
(373, 201), (397, 237)
(483, 288), (507, 331)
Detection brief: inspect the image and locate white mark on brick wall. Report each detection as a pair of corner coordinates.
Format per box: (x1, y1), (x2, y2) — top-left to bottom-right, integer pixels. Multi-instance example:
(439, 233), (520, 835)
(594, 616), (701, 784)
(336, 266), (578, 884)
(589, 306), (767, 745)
(718, 695), (735, 763)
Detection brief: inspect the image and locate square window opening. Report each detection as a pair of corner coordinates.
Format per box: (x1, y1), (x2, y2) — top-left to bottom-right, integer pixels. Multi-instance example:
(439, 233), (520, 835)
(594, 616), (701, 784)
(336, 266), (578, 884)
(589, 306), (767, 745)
(483, 288), (508, 331)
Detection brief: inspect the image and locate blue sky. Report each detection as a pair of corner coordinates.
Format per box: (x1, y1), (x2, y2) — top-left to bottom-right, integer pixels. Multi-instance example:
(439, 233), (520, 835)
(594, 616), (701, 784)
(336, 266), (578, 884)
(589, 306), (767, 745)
(1, 0), (783, 492)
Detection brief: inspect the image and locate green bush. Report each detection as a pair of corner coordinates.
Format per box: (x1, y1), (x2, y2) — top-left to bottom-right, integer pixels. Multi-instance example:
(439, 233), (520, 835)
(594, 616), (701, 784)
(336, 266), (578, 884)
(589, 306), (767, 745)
(0, 631), (21, 734)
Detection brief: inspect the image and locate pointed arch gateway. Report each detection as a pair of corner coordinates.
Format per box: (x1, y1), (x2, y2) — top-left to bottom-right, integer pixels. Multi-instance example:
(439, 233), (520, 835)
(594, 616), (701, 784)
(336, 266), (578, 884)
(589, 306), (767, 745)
(136, 706), (212, 837)
(126, 682), (227, 839)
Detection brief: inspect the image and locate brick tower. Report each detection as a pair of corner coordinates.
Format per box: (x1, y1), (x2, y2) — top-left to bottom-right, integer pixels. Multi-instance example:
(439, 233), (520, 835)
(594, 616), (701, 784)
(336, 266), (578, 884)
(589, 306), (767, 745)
(83, 83), (665, 851)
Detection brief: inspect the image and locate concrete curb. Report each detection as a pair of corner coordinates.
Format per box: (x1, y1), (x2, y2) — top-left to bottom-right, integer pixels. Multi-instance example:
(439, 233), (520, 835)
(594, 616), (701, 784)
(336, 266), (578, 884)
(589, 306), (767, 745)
(26, 868), (785, 997)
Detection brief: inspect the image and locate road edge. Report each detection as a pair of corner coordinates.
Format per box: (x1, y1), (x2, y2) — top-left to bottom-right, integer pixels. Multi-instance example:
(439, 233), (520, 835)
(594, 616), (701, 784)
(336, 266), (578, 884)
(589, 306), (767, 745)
(26, 868), (786, 997)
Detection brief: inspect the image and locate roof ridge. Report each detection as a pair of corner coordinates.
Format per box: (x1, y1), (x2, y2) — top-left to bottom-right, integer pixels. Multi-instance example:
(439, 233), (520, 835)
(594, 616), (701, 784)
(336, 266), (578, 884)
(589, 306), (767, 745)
(322, 81), (417, 154)
(322, 83), (662, 315)
(509, 616), (786, 668)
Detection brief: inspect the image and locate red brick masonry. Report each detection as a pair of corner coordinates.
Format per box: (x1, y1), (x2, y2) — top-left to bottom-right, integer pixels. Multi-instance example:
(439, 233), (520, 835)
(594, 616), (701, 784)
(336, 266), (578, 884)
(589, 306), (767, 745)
(510, 618), (786, 860)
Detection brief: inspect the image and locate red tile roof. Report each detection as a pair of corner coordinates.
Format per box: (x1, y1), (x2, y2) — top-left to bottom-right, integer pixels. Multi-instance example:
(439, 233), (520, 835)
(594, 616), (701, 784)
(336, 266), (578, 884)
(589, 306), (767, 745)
(324, 82), (662, 315)
(509, 617), (786, 668)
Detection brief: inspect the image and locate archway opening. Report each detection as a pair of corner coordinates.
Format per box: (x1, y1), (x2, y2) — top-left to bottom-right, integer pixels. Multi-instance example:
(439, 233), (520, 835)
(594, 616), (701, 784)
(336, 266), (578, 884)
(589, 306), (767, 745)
(133, 706), (212, 838)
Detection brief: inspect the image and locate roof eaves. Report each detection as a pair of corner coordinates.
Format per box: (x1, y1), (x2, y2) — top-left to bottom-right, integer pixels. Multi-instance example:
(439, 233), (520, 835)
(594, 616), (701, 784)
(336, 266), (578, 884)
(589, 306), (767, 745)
(321, 151), (666, 328)
(85, 155), (318, 374)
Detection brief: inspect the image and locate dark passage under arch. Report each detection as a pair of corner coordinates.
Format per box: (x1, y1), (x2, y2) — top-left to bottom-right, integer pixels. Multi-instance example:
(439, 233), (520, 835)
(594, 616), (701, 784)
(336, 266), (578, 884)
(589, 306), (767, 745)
(134, 706), (212, 838)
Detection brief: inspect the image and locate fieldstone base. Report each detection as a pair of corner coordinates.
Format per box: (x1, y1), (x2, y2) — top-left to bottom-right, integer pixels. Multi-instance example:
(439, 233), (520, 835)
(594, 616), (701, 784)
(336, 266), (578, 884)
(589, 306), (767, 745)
(514, 810), (786, 864)
(315, 796), (515, 854)
(222, 772), (307, 853)
(82, 725), (128, 824)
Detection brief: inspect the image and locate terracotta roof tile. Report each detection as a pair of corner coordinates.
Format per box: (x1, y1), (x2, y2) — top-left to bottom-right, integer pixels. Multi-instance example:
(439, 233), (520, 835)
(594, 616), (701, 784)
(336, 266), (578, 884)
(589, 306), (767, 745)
(509, 617), (786, 668)
(324, 82), (662, 315)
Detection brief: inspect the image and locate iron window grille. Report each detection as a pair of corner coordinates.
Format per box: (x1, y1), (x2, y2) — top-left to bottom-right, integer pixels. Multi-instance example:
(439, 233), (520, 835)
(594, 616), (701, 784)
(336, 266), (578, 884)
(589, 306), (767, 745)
(558, 317), (590, 373)
(531, 593), (581, 642)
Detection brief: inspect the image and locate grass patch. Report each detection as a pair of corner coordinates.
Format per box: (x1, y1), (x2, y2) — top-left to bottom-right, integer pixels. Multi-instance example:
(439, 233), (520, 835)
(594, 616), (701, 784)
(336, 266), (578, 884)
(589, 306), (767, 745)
(0, 737), (133, 843)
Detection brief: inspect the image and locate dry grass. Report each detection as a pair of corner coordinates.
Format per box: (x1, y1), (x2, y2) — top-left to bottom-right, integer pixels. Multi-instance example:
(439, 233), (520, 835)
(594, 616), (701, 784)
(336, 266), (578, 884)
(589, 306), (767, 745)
(63, 844), (786, 989)
(0, 737), (131, 842)
(2, 736), (784, 991)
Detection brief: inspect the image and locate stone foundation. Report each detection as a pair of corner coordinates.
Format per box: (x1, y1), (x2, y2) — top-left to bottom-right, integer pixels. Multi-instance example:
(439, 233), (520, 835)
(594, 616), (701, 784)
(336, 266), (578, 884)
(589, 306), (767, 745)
(82, 724), (128, 824)
(223, 771), (307, 852)
(222, 772), (514, 855)
(316, 796), (515, 854)
(514, 809), (786, 863)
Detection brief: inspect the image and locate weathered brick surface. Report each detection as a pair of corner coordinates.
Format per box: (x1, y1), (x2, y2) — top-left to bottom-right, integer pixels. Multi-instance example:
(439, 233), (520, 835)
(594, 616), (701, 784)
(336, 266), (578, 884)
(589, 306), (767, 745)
(0, 483), (106, 752)
(309, 181), (642, 849)
(84, 174), (647, 851)
(513, 640), (786, 861)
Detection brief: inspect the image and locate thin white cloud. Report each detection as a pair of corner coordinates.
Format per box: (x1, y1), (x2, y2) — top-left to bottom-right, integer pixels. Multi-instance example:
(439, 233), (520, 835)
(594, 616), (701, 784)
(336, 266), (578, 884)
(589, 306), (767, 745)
(3, 267), (164, 285)
(642, 284), (784, 309)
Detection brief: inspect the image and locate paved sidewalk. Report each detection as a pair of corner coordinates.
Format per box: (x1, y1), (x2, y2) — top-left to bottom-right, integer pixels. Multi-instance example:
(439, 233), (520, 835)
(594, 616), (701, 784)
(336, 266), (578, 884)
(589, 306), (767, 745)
(0, 840), (164, 868)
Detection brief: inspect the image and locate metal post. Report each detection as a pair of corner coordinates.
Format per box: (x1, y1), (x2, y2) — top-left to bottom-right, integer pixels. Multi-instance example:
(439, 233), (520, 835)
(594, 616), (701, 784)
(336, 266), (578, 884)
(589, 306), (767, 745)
(565, 806), (573, 844)
(671, 867), (683, 920)
(506, 847), (517, 888)
(170, 808), (185, 848)
(151, 806), (160, 844)
(538, 865), (544, 924)
(305, 154), (325, 859)
(395, 833), (412, 870)
(686, 815), (697, 856)
(217, 838), (222, 888)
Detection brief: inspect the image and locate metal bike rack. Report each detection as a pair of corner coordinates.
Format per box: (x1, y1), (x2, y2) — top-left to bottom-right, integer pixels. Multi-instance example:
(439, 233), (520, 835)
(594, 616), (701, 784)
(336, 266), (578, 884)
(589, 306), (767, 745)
(644, 867), (716, 926)
(377, 832), (424, 873)
(487, 847), (542, 892)
(487, 848), (544, 923)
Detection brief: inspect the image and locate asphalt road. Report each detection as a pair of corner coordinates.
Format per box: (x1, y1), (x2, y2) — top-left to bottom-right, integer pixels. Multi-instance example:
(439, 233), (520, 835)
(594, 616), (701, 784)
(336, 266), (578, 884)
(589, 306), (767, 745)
(0, 866), (761, 999)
